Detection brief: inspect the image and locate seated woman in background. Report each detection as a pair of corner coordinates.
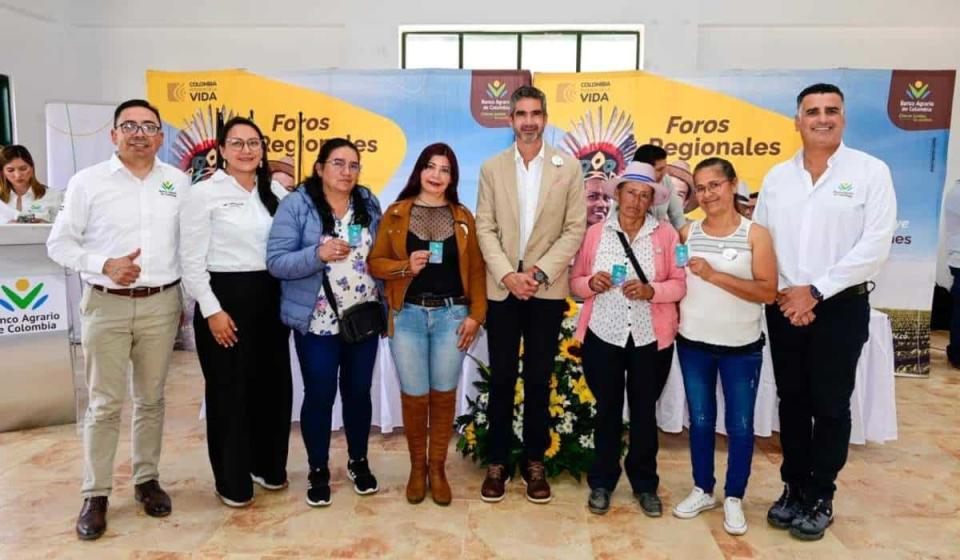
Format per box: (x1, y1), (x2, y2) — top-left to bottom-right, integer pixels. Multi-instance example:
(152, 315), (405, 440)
(369, 143), (486, 506)
(0, 145), (62, 223)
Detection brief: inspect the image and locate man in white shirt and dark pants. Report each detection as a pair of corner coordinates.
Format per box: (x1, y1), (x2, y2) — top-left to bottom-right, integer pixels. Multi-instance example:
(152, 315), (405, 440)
(47, 99), (190, 540)
(755, 83), (897, 541)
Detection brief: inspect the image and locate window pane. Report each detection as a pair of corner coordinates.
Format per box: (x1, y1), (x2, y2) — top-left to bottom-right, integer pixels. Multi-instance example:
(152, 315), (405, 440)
(521, 34), (577, 72)
(0, 75), (11, 146)
(404, 34), (459, 69)
(580, 34), (638, 71)
(463, 34), (518, 70)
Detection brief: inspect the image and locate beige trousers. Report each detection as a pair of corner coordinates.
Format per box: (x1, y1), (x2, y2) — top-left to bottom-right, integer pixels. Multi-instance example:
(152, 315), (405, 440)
(79, 286), (181, 497)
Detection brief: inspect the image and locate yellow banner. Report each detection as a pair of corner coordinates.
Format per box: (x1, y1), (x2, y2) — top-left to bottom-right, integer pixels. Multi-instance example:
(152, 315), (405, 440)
(146, 69), (406, 191)
(536, 71), (802, 197)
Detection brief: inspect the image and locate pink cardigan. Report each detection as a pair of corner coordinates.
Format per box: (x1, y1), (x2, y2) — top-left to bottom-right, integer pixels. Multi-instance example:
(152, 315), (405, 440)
(570, 219), (686, 350)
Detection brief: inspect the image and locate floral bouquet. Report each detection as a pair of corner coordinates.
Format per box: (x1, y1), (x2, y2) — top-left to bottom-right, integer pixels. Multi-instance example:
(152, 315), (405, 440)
(456, 298), (599, 479)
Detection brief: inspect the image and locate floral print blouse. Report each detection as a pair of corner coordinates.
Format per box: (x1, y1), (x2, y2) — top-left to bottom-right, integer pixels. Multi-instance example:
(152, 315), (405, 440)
(308, 205), (380, 336)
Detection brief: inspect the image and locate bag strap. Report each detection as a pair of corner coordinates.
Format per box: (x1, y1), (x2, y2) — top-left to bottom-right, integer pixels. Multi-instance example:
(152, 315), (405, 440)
(321, 273), (341, 318)
(615, 231), (649, 284)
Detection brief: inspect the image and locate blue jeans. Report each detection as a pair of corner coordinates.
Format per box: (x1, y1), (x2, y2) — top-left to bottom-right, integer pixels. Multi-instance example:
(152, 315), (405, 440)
(677, 339), (762, 498)
(389, 303), (467, 396)
(293, 331), (378, 470)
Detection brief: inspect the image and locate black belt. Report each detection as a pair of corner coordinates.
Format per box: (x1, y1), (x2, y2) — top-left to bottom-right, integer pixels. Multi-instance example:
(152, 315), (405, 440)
(829, 282), (872, 301)
(91, 279), (180, 298)
(405, 295), (469, 308)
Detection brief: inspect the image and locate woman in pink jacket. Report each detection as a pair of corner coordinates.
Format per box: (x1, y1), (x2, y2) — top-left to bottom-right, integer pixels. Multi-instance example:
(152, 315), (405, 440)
(570, 161), (686, 517)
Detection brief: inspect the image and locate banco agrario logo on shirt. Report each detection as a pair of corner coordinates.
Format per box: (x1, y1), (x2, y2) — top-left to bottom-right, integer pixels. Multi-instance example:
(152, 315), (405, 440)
(486, 80), (508, 99)
(906, 80), (931, 101)
(0, 278), (48, 312)
(159, 180), (178, 197)
(834, 181), (855, 198)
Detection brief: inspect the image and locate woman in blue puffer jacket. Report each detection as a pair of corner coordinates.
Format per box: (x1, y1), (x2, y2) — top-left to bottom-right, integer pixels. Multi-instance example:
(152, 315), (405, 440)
(267, 137), (383, 508)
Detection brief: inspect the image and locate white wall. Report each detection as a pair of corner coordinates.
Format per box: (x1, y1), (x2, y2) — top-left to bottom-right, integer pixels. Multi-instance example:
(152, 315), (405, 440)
(3, 0), (960, 185)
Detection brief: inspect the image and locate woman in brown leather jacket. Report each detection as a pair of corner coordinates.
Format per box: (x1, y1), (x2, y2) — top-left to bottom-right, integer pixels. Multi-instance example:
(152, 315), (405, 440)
(368, 143), (486, 506)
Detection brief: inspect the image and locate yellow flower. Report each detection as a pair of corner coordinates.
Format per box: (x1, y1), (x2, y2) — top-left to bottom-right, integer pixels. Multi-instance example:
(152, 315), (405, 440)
(571, 375), (596, 405)
(559, 338), (582, 363)
(545, 430), (561, 458)
(549, 374), (558, 390)
(519, 339), (524, 357)
(465, 422), (477, 448)
(564, 297), (579, 318)
(549, 388), (566, 417)
(514, 377), (525, 406)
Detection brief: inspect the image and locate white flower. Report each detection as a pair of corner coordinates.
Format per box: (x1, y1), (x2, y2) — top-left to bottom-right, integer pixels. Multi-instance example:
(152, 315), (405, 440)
(478, 393), (489, 406)
(551, 155), (564, 167)
(512, 418), (524, 440)
(579, 433), (595, 449)
(557, 418), (573, 434)
(475, 412), (487, 426)
(561, 316), (577, 330)
(563, 412), (575, 424)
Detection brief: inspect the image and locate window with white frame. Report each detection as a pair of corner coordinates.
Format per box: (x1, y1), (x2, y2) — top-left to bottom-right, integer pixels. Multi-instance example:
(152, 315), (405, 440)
(400, 25), (643, 72)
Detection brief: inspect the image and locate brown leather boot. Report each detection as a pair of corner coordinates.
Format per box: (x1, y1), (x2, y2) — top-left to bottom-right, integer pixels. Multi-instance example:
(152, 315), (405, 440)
(428, 389), (457, 506)
(400, 392), (430, 504)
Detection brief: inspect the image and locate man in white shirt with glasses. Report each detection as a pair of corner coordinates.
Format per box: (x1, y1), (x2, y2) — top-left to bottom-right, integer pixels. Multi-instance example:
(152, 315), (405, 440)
(755, 83), (897, 542)
(48, 99), (190, 541)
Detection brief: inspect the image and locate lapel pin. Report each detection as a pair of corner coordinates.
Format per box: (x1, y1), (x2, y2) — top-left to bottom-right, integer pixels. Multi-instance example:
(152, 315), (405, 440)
(551, 155), (564, 167)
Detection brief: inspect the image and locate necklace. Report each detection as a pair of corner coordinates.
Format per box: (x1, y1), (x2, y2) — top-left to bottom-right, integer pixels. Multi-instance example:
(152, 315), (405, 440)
(415, 196), (446, 207)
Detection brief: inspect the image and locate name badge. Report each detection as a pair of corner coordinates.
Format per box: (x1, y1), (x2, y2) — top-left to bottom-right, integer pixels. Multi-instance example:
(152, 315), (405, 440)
(429, 241), (444, 264)
(611, 263), (627, 286)
(347, 224), (363, 247)
(722, 248), (739, 261)
(675, 245), (690, 267)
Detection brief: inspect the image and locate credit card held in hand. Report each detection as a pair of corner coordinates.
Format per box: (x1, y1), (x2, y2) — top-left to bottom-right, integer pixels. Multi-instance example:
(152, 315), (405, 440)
(429, 241), (444, 264)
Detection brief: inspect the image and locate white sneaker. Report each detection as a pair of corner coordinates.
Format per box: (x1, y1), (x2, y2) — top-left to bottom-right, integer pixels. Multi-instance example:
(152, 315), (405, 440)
(251, 473), (288, 491)
(215, 491), (253, 508)
(723, 497), (748, 535)
(672, 487), (718, 519)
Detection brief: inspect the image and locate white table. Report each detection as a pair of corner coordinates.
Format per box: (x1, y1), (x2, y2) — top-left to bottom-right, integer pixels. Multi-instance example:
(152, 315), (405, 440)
(288, 310), (897, 445)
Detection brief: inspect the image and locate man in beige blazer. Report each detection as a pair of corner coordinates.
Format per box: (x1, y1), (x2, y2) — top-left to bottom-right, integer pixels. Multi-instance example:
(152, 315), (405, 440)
(475, 85), (586, 504)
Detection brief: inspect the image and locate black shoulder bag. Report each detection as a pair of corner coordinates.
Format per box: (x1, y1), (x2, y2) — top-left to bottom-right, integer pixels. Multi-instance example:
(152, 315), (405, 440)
(321, 273), (386, 344)
(615, 231), (649, 284)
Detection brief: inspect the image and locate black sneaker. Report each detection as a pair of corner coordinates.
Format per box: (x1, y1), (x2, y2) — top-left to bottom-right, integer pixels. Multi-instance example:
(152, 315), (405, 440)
(588, 488), (612, 515)
(306, 467), (331, 507)
(767, 484), (803, 529)
(789, 499), (834, 541)
(635, 492), (663, 517)
(347, 458), (379, 495)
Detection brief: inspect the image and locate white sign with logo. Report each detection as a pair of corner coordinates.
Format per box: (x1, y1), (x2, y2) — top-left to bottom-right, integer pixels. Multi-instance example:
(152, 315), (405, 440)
(0, 274), (69, 337)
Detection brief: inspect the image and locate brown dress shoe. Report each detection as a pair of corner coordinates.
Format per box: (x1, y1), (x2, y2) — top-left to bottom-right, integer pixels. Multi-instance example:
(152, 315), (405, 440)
(400, 392), (430, 504)
(76, 496), (108, 540)
(521, 460), (552, 504)
(134, 480), (172, 517)
(428, 389), (457, 506)
(480, 464), (508, 503)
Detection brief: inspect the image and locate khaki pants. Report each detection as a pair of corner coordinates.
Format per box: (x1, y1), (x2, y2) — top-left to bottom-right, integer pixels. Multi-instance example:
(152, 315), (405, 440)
(79, 286), (181, 498)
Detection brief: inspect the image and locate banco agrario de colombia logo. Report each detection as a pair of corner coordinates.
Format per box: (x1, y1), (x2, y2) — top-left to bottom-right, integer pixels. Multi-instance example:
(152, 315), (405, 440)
(907, 80), (931, 101)
(486, 80), (508, 99)
(834, 181), (855, 198)
(159, 180), (178, 197)
(0, 278), (48, 312)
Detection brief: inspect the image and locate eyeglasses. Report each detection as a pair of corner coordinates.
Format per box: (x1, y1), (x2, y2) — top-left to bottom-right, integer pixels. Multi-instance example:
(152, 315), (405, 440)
(324, 158), (361, 173)
(224, 138), (264, 152)
(693, 179), (730, 195)
(117, 121), (161, 136)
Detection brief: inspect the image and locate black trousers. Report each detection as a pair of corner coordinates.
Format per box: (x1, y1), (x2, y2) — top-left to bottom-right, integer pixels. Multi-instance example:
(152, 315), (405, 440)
(581, 330), (672, 493)
(485, 295), (567, 465)
(194, 271), (293, 502)
(765, 294), (869, 502)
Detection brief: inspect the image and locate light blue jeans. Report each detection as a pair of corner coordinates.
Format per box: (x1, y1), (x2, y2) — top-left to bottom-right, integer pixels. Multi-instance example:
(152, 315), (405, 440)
(389, 303), (468, 396)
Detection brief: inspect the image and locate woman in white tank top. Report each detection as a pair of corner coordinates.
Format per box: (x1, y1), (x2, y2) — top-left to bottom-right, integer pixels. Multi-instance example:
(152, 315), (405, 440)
(671, 158), (778, 536)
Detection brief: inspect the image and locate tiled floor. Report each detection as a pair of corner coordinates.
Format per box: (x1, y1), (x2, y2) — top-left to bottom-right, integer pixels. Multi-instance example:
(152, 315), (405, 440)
(1, 334), (959, 559)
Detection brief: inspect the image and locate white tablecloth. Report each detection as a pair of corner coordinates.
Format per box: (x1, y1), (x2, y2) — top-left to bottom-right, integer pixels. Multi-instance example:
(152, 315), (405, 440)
(288, 310), (897, 445)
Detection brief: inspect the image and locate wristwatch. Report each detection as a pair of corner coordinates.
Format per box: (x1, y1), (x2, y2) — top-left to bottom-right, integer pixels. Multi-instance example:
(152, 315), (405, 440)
(532, 268), (548, 285)
(810, 285), (824, 303)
